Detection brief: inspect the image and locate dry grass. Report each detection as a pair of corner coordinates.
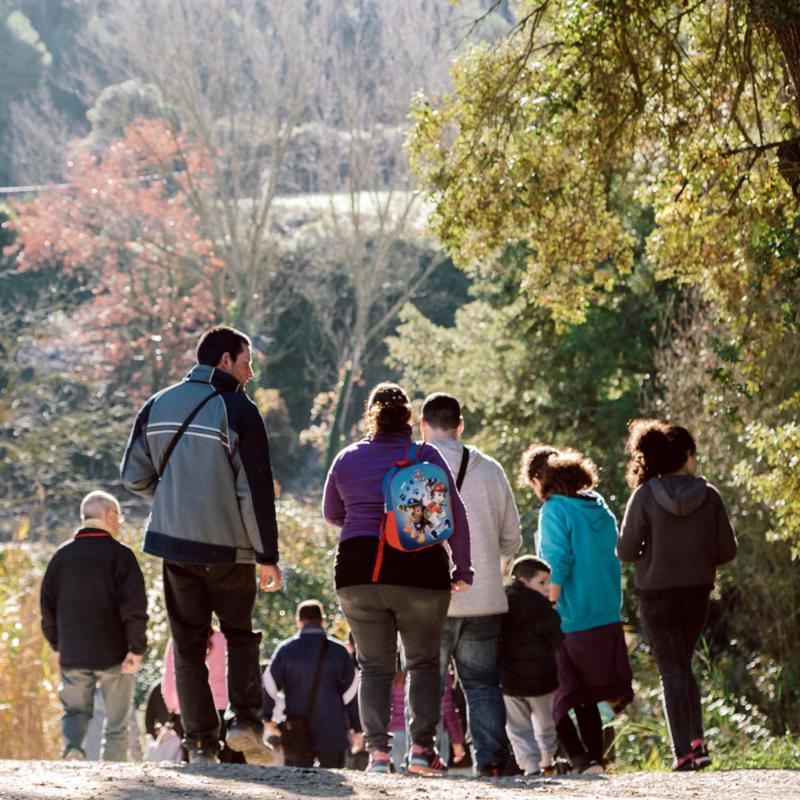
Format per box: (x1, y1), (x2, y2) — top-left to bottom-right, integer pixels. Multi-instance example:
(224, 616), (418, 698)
(0, 540), (62, 759)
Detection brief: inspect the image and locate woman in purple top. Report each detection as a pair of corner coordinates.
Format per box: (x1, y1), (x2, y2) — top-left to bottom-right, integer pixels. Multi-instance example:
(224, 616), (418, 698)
(323, 382), (473, 776)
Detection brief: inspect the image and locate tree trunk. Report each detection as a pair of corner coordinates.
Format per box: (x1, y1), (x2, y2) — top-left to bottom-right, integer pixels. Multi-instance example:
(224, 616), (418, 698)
(755, 3), (800, 115)
(325, 366), (352, 469)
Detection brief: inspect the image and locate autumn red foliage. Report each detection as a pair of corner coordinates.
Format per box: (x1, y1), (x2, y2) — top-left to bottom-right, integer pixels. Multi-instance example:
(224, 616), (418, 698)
(6, 119), (224, 396)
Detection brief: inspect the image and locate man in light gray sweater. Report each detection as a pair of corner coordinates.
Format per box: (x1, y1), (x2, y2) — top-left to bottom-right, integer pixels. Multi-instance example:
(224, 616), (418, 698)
(421, 393), (522, 776)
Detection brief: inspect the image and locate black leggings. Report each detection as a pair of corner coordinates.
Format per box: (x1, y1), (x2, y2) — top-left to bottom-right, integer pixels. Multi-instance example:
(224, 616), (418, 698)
(639, 590), (710, 758)
(556, 704), (604, 765)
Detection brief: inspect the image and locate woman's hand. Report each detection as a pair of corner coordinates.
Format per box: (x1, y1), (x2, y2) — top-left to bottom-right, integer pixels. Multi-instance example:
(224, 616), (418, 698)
(452, 742), (466, 763)
(451, 580), (470, 594)
(548, 582), (561, 605)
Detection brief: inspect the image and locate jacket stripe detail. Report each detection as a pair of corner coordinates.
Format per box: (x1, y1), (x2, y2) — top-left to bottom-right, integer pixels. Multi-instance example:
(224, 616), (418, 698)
(147, 422), (227, 434)
(263, 665), (279, 698)
(147, 430), (230, 445)
(342, 671), (358, 705)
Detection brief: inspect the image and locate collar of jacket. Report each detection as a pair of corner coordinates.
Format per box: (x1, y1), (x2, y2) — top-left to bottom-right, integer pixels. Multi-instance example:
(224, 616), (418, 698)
(370, 425), (413, 441)
(185, 364), (242, 394)
(74, 519), (114, 538)
(299, 624), (326, 635)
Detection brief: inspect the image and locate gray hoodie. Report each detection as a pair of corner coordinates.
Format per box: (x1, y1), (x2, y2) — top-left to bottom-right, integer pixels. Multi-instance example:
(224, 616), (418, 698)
(429, 439), (522, 616)
(618, 474), (737, 595)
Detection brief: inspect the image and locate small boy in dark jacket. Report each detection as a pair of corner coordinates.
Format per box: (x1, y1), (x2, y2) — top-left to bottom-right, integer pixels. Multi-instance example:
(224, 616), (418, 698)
(499, 556), (564, 776)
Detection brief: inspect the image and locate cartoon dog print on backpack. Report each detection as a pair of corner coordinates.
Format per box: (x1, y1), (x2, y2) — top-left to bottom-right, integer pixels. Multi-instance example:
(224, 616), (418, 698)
(425, 480), (451, 539)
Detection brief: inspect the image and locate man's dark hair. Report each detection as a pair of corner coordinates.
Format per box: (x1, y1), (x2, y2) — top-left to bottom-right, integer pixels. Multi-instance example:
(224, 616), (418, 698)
(196, 325), (250, 366)
(421, 392), (461, 431)
(296, 599), (324, 624)
(511, 555), (551, 582)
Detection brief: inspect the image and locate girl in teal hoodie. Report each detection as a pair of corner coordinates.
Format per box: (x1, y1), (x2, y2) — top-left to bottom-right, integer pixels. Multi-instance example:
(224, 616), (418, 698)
(521, 445), (633, 773)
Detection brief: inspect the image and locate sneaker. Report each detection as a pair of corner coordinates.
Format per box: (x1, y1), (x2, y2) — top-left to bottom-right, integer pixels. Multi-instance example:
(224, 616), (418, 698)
(366, 750), (391, 774)
(185, 739), (220, 765)
(672, 752), (695, 772)
(62, 746), (85, 761)
(408, 744), (447, 776)
(691, 739), (712, 770)
(225, 720), (276, 766)
(478, 761), (505, 778)
(542, 765), (558, 776)
(581, 760), (606, 774)
(524, 769), (543, 778)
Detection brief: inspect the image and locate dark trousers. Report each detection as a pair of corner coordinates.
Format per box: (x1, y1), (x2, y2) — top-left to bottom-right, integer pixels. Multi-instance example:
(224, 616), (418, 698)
(285, 751), (346, 768)
(639, 591), (709, 758)
(556, 704), (604, 765)
(337, 584), (451, 752)
(163, 561), (263, 743)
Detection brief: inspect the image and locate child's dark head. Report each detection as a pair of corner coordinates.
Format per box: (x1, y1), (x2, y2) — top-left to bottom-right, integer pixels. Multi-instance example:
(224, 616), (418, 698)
(625, 419), (698, 488)
(511, 555), (552, 598)
(519, 443), (598, 500)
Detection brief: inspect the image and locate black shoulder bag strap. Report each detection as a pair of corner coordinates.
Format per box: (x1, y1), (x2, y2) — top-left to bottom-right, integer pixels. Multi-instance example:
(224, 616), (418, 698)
(306, 636), (330, 719)
(456, 445), (470, 491)
(157, 388), (222, 479)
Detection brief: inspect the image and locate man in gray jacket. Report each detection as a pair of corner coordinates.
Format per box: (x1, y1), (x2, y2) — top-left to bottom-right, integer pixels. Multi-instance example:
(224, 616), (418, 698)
(121, 325), (281, 764)
(421, 393), (522, 776)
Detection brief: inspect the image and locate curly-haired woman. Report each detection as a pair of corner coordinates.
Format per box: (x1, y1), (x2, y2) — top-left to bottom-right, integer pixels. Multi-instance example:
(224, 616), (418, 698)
(323, 382), (473, 776)
(619, 420), (736, 771)
(520, 445), (633, 774)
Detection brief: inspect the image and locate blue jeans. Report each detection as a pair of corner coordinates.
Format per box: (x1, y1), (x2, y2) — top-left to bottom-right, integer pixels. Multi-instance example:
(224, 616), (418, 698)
(59, 665), (135, 761)
(441, 615), (509, 771)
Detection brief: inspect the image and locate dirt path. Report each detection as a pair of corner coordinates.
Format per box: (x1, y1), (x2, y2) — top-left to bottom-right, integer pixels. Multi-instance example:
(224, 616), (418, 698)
(0, 761), (798, 800)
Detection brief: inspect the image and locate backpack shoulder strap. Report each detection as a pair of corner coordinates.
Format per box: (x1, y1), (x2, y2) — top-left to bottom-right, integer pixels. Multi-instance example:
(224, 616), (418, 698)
(306, 636), (330, 718)
(456, 445), (469, 491)
(157, 388), (222, 479)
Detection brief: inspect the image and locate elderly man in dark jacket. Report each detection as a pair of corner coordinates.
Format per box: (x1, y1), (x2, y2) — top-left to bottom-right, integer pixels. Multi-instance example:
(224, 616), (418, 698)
(262, 601), (362, 768)
(40, 490), (147, 761)
(121, 324), (281, 764)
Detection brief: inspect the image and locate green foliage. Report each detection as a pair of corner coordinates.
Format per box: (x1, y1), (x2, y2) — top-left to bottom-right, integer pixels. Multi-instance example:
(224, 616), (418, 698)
(736, 411), (800, 556)
(387, 258), (669, 510)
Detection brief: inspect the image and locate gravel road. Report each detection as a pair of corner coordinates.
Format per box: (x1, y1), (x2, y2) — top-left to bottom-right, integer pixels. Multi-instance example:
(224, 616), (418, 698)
(0, 761), (798, 800)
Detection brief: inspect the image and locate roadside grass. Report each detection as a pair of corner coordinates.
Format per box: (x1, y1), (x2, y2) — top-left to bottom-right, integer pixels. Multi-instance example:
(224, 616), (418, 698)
(610, 642), (800, 771)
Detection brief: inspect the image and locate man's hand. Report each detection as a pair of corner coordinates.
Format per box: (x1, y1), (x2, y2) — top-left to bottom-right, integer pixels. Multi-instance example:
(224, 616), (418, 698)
(350, 731), (365, 753)
(260, 564), (283, 592)
(451, 580), (470, 594)
(121, 652), (143, 674)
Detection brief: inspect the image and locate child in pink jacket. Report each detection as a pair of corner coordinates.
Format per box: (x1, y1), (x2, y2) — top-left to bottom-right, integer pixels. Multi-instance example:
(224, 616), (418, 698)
(162, 628), (228, 715)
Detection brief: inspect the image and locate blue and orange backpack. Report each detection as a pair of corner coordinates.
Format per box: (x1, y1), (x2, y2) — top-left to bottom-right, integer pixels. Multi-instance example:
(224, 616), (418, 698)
(371, 442), (467, 582)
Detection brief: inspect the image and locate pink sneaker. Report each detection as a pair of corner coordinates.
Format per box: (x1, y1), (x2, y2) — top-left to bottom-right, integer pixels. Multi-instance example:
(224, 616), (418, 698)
(407, 744), (447, 776)
(366, 750), (391, 774)
(690, 739), (711, 769)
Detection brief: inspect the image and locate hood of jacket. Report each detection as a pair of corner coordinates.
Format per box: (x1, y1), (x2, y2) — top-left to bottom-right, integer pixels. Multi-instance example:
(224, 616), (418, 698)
(548, 490), (616, 529)
(427, 438), (485, 476)
(649, 475), (708, 517)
